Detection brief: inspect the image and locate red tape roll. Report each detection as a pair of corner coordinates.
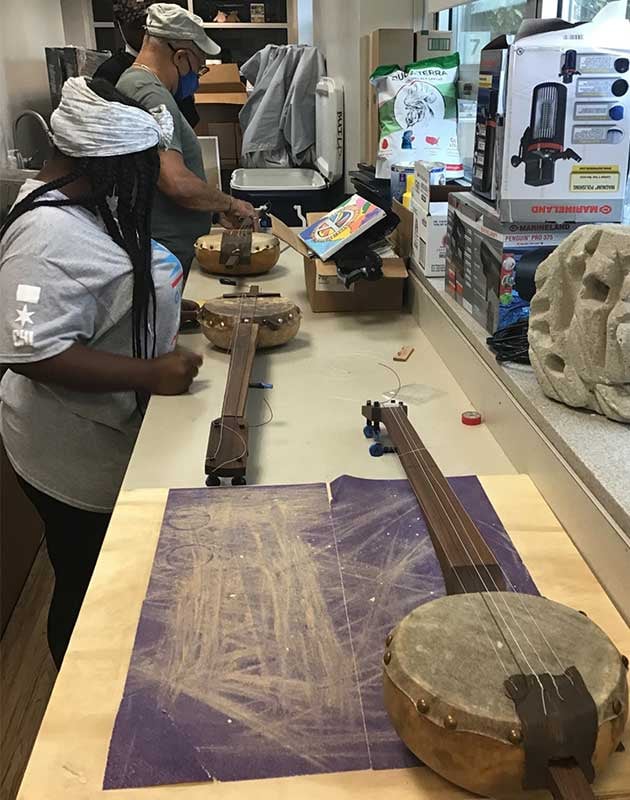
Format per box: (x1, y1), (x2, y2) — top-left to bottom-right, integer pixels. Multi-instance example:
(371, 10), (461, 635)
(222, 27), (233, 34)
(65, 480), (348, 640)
(461, 411), (482, 426)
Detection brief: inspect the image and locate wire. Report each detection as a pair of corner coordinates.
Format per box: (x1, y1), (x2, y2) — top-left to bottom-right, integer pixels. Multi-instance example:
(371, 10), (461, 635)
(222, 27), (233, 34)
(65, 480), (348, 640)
(250, 397), (274, 428)
(377, 362), (402, 400)
(487, 319), (531, 365)
(211, 422), (248, 475)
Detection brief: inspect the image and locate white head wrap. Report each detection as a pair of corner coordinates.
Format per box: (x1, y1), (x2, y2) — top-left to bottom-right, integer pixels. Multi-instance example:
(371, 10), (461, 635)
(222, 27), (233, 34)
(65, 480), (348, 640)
(50, 77), (174, 158)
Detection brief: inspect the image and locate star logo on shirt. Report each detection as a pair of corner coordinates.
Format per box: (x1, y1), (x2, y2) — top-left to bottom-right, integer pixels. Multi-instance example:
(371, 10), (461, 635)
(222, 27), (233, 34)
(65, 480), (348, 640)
(15, 304), (35, 328)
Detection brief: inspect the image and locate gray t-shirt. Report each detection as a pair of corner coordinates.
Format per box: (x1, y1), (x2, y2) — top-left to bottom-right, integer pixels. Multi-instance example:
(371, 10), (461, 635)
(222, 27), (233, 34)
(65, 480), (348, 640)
(117, 67), (210, 270)
(0, 180), (182, 513)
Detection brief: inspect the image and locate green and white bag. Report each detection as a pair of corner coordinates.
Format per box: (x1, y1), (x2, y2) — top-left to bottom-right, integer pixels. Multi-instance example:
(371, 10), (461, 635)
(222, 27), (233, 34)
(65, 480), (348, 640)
(371, 53), (463, 181)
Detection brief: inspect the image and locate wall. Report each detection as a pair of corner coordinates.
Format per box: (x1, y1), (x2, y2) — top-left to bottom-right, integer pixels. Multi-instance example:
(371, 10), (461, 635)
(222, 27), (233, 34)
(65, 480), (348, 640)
(0, 50), (10, 165)
(61, 0), (96, 49)
(313, 0), (360, 192)
(313, 0), (417, 192)
(0, 0), (66, 159)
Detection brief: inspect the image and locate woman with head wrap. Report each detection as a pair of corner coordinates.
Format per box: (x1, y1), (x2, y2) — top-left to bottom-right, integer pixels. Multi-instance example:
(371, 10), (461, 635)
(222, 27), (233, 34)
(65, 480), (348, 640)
(0, 77), (202, 668)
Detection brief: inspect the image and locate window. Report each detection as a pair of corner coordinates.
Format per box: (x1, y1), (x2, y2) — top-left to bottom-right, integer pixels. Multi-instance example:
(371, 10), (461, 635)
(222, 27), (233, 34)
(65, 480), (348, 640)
(437, 0), (536, 177)
(562, 0), (630, 20)
(447, 0), (536, 84)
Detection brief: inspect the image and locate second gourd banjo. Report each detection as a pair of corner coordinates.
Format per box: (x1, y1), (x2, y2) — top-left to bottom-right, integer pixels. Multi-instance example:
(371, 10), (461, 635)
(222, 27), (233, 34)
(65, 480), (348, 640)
(202, 286), (301, 487)
(361, 400), (628, 800)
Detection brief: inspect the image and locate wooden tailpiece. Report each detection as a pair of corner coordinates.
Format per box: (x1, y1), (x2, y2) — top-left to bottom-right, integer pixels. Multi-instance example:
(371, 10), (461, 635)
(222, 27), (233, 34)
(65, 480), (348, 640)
(205, 287), (260, 486)
(362, 402), (505, 594)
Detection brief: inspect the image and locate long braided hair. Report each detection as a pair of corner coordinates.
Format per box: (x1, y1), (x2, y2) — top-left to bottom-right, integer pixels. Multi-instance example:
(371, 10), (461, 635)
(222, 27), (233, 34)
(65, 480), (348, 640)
(0, 79), (160, 360)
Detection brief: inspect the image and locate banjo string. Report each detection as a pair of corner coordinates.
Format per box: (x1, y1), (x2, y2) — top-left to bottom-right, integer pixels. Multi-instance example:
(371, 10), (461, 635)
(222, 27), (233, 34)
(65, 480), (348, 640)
(433, 530), (521, 689)
(211, 282), (261, 475)
(389, 405), (569, 704)
(209, 282), (251, 466)
(387, 406), (549, 709)
(386, 408), (535, 671)
(393, 437), (571, 685)
(212, 396), (273, 474)
(386, 406), (550, 713)
(209, 218), (268, 475)
(213, 214), (257, 430)
(211, 423), (248, 475)
(390, 405), (568, 698)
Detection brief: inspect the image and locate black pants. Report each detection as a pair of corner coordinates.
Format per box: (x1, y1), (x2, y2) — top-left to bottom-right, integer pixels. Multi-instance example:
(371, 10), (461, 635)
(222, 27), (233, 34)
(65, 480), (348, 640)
(17, 477), (110, 669)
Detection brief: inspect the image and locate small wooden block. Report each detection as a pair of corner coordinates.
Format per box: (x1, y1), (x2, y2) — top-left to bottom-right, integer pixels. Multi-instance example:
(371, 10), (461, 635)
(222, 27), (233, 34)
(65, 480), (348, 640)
(394, 346), (415, 362)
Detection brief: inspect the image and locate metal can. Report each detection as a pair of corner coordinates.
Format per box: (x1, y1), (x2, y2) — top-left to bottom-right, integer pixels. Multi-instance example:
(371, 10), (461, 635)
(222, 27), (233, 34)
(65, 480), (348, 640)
(391, 163), (415, 202)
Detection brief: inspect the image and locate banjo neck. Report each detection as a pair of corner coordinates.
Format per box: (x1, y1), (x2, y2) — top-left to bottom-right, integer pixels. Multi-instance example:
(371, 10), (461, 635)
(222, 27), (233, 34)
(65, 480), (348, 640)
(363, 401), (605, 800)
(203, 286), (299, 486)
(221, 321), (259, 419)
(204, 286), (264, 484)
(363, 402), (505, 595)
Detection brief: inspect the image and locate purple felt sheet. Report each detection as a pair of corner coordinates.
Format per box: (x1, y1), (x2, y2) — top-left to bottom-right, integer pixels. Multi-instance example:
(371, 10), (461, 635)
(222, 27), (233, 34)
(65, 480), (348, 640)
(104, 476), (538, 790)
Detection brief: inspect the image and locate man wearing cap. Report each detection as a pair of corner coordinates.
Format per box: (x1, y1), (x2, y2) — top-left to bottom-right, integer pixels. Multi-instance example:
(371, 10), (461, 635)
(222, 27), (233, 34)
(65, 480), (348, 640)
(94, 0), (199, 128)
(117, 3), (257, 278)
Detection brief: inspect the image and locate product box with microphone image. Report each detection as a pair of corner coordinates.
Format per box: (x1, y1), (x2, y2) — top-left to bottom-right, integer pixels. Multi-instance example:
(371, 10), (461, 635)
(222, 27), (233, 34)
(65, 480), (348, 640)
(472, 0), (630, 223)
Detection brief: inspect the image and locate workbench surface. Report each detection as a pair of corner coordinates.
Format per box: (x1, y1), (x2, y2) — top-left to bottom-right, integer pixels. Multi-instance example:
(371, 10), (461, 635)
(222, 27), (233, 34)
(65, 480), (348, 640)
(18, 249), (630, 799)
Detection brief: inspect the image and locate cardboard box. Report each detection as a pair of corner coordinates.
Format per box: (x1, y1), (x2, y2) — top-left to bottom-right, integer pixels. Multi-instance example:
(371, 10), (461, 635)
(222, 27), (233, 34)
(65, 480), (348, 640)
(194, 64), (247, 168)
(472, 4), (630, 223)
(196, 64), (248, 105)
(390, 199), (413, 261)
(412, 160), (470, 212)
(446, 192), (581, 332)
(415, 30), (453, 62)
(202, 122), (242, 168)
(271, 213), (408, 313)
(408, 162), (469, 277)
(411, 199), (448, 278)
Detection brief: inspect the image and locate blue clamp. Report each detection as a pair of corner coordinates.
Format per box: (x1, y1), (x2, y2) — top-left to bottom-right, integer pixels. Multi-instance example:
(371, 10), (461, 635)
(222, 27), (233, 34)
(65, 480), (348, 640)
(363, 424), (375, 439)
(369, 443), (397, 457)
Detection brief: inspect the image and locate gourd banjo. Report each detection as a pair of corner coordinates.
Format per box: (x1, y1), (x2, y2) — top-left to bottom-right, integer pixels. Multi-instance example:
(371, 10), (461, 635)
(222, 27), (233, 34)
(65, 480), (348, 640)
(202, 286), (301, 486)
(195, 231), (281, 277)
(361, 400), (628, 800)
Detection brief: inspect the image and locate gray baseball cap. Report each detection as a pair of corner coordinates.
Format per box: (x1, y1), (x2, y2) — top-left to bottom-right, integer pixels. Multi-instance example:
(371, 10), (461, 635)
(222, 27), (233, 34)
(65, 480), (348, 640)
(145, 3), (221, 57)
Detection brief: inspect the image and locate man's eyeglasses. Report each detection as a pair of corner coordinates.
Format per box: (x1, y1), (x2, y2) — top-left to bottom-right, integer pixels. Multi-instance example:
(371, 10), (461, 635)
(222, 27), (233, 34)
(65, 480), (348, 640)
(168, 44), (209, 76)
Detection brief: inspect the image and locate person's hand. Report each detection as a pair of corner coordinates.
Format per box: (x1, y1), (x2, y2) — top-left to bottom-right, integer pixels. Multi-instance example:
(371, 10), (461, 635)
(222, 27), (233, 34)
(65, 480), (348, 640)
(144, 347), (203, 395)
(220, 198), (259, 230)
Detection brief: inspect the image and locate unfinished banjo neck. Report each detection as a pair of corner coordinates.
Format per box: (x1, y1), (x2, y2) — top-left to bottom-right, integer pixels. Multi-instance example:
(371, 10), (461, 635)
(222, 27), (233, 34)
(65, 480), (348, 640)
(205, 288), (261, 487)
(362, 401), (505, 594)
(203, 286), (302, 487)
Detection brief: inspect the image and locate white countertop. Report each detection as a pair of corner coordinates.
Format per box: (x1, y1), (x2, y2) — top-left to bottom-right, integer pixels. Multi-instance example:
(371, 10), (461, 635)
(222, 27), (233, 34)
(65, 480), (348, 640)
(123, 247), (514, 491)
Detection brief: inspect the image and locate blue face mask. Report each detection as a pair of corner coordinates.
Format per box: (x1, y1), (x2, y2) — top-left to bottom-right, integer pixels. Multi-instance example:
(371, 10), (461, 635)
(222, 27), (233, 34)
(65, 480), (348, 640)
(174, 69), (199, 101)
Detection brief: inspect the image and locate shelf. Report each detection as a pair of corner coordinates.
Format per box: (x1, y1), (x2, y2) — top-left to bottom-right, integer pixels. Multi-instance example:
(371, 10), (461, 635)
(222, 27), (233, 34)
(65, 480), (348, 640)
(202, 22), (289, 29)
